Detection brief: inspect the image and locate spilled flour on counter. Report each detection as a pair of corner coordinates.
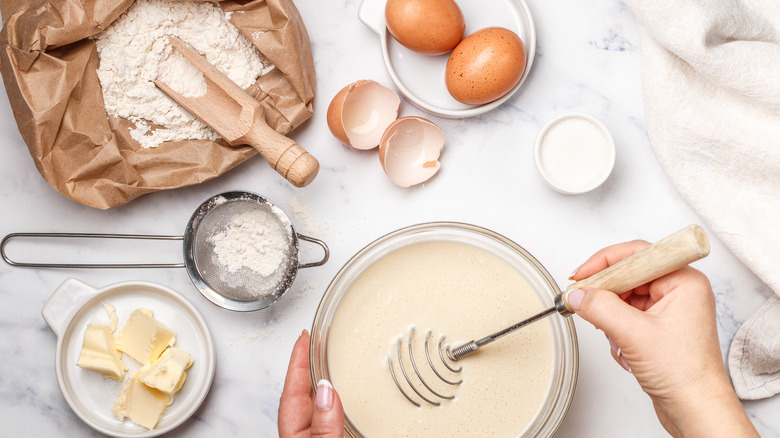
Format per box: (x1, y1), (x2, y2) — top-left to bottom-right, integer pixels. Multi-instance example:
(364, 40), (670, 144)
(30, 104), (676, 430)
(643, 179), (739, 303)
(95, 0), (274, 148)
(287, 196), (327, 237)
(223, 326), (282, 352)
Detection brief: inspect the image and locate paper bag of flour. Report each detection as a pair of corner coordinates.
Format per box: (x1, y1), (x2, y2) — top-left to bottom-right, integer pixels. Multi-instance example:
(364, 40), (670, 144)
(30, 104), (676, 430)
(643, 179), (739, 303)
(0, 0), (316, 209)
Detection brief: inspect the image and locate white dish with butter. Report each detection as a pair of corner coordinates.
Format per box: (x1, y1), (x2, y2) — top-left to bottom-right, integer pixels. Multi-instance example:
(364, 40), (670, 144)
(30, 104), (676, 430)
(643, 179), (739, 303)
(42, 278), (215, 438)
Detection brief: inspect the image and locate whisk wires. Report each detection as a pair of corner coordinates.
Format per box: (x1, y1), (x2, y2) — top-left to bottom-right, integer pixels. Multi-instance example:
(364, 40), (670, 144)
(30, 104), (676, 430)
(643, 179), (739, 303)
(388, 327), (462, 407)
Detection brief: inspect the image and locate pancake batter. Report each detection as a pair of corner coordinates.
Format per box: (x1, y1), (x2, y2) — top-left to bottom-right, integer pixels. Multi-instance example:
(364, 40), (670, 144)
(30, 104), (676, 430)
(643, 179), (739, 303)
(327, 240), (554, 437)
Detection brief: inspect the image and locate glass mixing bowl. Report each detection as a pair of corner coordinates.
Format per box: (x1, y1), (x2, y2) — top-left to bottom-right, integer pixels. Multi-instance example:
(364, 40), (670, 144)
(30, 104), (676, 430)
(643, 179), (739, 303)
(310, 222), (578, 437)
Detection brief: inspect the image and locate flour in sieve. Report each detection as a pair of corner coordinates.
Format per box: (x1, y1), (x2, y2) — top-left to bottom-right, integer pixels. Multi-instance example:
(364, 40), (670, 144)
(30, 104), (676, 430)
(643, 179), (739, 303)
(94, 0), (274, 149)
(210, 210), (289, 277)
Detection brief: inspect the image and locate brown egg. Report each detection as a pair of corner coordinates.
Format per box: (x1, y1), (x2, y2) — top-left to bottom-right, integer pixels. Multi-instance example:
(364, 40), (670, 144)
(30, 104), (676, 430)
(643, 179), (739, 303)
(385, 0), (465, 55)
(445, 27), (526, 105)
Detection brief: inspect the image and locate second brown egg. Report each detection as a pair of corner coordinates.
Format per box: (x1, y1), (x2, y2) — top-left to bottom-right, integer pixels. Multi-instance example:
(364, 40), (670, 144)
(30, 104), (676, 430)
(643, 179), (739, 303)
(445, 26), (526, 105)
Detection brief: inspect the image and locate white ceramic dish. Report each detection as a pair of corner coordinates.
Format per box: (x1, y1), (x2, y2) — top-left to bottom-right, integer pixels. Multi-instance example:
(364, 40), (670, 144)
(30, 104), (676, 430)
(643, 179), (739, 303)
(534, 112), (616, 195)
(357, 0), (536, 118)
(42, 278), (216, 438)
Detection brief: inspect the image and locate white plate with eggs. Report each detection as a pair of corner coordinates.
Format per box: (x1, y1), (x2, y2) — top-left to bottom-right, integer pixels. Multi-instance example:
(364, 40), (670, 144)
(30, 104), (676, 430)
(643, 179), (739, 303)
(358, 0), (536, 118)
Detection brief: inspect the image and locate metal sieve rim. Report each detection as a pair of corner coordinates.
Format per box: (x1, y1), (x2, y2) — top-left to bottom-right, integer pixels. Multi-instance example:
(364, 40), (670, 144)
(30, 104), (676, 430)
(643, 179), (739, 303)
(182, 191), (299, 312)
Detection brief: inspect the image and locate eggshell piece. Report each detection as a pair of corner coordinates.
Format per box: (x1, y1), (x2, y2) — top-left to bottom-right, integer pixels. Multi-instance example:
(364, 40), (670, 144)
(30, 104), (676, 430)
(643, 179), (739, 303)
(445, 27), (526, 105)
(385, 0), (465, 55)
(326, 85), (353, 146)
(327, 80), (401, 150)
(379, 116), (444, 187)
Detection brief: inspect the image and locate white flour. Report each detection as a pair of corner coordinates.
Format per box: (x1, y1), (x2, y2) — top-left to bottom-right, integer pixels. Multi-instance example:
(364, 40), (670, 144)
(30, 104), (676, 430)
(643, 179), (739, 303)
(95, 0), (274, 149)
(211, 209), (289, 277)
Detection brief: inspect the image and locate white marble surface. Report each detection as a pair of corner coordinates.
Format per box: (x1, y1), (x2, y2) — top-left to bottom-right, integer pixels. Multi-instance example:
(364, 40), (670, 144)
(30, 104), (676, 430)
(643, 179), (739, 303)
(1, 0), (778, 436)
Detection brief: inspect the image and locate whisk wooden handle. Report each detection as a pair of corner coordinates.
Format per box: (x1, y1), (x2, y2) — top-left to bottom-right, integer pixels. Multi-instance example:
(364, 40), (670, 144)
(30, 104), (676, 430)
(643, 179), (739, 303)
(446, 225), (710, 362)
(560, 224), (710, 313)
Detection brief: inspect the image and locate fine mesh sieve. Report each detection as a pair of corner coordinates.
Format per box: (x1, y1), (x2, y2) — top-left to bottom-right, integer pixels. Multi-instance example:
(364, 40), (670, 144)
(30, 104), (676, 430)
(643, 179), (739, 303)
(183, 191), (329, 311)
(1, 191), (329, 311)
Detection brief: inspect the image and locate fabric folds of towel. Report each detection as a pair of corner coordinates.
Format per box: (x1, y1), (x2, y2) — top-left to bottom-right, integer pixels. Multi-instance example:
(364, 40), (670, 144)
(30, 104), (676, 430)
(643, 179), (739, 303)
(621, 0), (780, 399)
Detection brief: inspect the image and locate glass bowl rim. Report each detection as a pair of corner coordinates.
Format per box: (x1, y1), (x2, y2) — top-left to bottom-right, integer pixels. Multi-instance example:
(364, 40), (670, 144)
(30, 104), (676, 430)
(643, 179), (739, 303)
(309, 221), (578, 437)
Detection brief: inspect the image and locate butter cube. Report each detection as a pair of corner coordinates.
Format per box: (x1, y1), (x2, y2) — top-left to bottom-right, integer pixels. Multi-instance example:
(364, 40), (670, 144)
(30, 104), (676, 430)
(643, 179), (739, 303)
(102, 301), (119, 333)
(76, 323), (127, 380)
(138, 346), (193, 395)
(116, 309), (175, 365)
(112, 372), (173, 430)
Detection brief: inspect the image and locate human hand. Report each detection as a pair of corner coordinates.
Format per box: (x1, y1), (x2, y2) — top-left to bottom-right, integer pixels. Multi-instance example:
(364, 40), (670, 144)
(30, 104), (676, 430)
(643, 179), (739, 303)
(568, 239), (757, 437)
(278, 330), (345, 438)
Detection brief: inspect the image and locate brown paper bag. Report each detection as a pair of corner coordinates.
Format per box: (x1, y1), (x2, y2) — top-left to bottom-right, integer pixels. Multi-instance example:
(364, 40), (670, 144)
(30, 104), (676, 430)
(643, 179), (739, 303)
(0, 0), (316, 209)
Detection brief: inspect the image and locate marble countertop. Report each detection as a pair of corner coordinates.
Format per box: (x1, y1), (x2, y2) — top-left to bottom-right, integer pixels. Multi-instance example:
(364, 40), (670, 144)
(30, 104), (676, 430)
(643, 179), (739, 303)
(1, 0), (778, 436)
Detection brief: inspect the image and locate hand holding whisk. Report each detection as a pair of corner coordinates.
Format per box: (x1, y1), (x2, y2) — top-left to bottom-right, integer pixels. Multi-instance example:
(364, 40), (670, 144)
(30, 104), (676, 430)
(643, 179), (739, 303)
(389, 225), (710, 406)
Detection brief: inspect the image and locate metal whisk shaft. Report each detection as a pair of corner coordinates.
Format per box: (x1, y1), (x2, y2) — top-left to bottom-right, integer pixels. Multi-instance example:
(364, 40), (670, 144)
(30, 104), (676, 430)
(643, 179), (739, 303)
(448, 306), (559, 361)
(447, 341), (479, 361)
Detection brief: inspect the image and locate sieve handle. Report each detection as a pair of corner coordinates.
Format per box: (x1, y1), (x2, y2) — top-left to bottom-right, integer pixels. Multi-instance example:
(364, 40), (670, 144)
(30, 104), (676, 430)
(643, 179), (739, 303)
(559, 224), (710, 313)
(297, 234), (329, 269)
(1, 233), (186, 268)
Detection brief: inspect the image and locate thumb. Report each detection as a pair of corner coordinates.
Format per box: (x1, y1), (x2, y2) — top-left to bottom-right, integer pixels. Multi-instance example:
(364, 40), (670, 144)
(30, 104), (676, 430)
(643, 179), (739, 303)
(311, 379), (345, 438)
(567, 287), (644, 343)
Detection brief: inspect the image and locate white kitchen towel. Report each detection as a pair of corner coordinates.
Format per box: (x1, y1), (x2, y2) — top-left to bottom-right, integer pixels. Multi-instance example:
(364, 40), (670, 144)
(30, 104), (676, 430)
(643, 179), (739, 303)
(621, 0), (780, 400)
(728, 295), (780, 399)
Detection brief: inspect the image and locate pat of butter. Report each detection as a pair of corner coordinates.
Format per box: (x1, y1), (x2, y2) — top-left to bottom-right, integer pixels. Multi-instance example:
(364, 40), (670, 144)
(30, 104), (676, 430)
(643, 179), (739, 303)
(102, 302), (119, 333)
(116, 309), (175, 365)
(138, 346), (193, 395)
(112, 372), (173, 430)
(76, 323), (127, 380)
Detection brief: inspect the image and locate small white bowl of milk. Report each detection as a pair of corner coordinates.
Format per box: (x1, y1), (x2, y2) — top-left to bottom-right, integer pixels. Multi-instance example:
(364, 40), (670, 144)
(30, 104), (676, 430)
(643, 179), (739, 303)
(534, 113), (616, 195)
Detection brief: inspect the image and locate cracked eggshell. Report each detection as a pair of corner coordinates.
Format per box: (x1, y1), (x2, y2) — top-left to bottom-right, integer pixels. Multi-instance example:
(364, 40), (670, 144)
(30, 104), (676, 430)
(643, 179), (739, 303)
(326, 80), (401, 150)
(378, 116), (444, 187)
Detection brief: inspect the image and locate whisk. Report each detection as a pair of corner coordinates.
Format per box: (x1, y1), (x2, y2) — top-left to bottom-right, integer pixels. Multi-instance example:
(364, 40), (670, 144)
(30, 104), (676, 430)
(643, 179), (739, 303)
(387, 327), (463, 407)
(388, 225), (710, 406)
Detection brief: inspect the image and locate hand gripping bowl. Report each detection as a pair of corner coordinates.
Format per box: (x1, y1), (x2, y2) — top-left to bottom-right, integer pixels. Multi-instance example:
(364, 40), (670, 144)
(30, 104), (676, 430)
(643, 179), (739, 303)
(310, 222), (578, 437)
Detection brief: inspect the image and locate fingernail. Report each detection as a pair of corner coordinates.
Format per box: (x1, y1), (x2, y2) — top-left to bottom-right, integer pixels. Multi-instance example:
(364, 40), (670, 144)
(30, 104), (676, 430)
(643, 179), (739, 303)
(566, 289), (585, 311)
(568, 264), (582, 280)
(301, 328), (309, 337)
(315, 379), (334, 410)
(607, 337), (618, 354)
(619, 355), (632, 373)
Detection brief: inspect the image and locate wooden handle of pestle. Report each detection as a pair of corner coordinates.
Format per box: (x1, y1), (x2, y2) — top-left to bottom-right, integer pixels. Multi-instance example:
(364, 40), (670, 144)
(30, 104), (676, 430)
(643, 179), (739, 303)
(560, 224), (710, 313)
(242, 120), (319, 188)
